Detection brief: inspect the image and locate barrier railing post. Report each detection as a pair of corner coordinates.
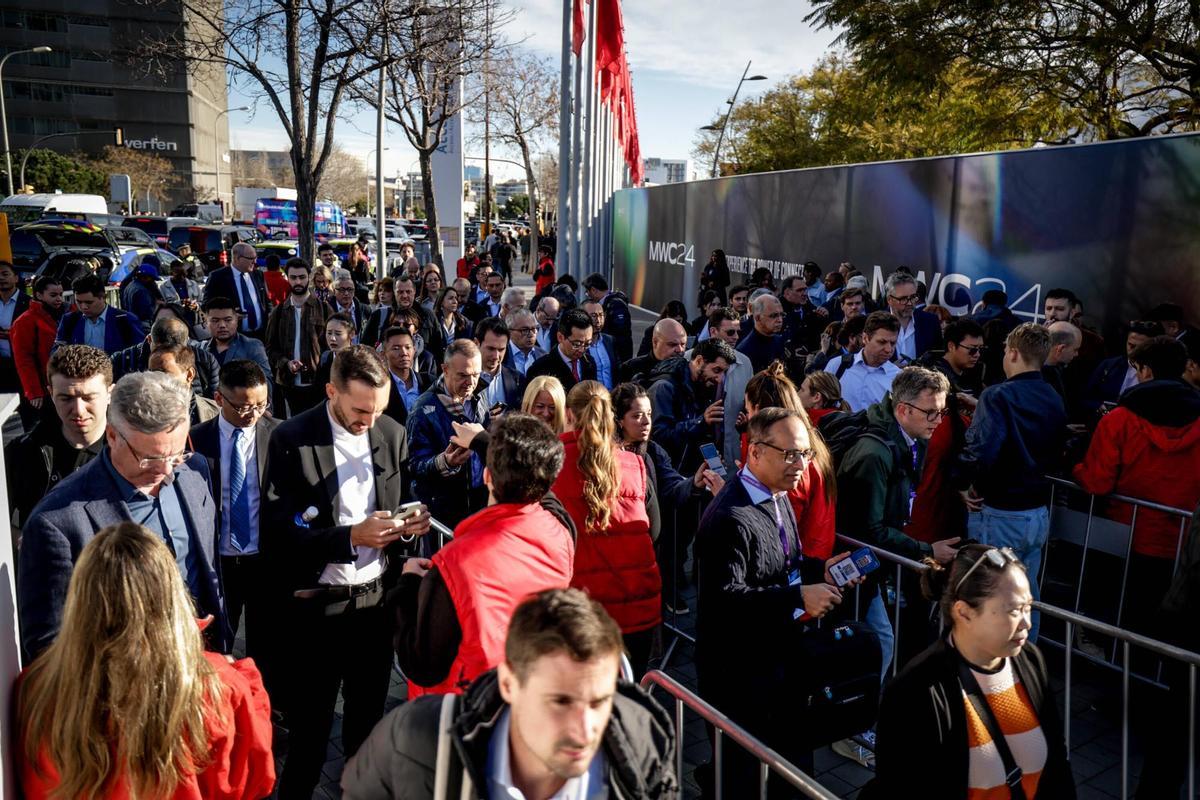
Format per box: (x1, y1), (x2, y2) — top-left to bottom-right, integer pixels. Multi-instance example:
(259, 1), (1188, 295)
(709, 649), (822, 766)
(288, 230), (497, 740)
(1173, 515), (1187, 579)
(675, 697), (684, 793)
(892, 562), (902, 677)
(714, 728), (723, 800)
(1041, 482), (1056, 593)
(1073, 494), (1097, 615)
(1190, 664), (1196, 799)
(1064, 620), (1073, 750)
(1122, 640), (1130, 800)
(759, 762), (769, 800)
(1113, 505), (1139, 634)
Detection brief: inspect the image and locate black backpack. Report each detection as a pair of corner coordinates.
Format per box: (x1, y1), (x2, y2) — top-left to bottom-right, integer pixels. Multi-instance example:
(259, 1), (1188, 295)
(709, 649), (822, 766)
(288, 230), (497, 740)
(817, 409), (902, 471)
(833, 351), (855, 379)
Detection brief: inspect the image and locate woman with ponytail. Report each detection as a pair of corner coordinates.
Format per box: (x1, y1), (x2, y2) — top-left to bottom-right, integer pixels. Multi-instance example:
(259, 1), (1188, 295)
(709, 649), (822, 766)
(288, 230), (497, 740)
(741, 361), (838, 560)
(552, 380), (660, 676)
(865, 544), (1074, 800)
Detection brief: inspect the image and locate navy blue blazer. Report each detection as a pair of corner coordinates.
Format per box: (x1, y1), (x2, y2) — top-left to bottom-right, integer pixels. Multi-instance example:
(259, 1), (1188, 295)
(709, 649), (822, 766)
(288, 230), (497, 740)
(911, 309), (945, 361)
(1085, 354), (1132, 411)
(55, 306), (143, 354)
(202, 267), (269, 332)
(17, 453), (228, 660)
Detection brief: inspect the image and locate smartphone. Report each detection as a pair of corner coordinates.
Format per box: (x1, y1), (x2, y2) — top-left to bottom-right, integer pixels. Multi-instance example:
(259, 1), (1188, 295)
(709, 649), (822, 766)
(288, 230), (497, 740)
(392, 501), (423, 522)
(828, 547), (882, 588)
(698, 442), (727, 478)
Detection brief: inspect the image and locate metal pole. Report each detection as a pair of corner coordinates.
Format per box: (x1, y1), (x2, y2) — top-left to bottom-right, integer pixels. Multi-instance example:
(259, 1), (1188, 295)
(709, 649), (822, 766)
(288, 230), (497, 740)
(580, 0), (596, 275)
(1190, 664), (1196, 798)
(557, 0), (572, 278)
(1064, 621), (1073, 750)
(375, 5), (388, 280)
(213, 107), (244, 219)
(1121, 640), (1130, 800)
(710, 60), (752, 179)
(714, 728), (724, 800)
(675, 698), (685, 793)
(0, 47), (52, 197)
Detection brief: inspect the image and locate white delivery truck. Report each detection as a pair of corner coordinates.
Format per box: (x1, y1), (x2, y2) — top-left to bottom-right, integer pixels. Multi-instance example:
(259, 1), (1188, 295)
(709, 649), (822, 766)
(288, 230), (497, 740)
(0, 193), (110, 224)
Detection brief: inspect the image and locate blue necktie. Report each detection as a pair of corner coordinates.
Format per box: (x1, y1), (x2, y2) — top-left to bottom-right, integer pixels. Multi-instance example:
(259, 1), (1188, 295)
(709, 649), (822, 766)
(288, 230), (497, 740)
(240, 273), (258, 331)
(230, 427), (252, 551)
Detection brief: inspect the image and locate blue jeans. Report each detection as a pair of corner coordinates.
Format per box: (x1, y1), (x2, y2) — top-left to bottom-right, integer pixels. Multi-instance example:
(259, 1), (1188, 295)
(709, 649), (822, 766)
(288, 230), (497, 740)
(865, 589), (895, 679)
(968, 504), (1050, 641)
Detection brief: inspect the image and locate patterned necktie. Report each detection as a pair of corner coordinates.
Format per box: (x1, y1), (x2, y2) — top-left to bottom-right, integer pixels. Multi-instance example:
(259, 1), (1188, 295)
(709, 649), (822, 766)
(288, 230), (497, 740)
(230, 427), (252, 551)
(572, 359), (581, 382)
(241, 273), (258, 330)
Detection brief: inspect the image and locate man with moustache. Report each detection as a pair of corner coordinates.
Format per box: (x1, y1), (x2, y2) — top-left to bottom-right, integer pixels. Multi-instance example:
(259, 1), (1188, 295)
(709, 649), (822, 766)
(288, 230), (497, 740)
(265, 258), (329, 417)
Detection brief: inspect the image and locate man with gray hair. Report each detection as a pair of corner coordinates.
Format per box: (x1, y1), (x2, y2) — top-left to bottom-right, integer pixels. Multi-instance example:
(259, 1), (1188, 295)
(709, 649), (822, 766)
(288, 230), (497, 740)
(203, 240), (268, 339)
(736, 292), (787, 372)
(503, 308), (545, 376)
(884, 271), (943, 362)
(328, 267), (369, 335)
(17, 370), (227, 660)
(499, 286), (527, 320)
(1043, 320), (1082, 408)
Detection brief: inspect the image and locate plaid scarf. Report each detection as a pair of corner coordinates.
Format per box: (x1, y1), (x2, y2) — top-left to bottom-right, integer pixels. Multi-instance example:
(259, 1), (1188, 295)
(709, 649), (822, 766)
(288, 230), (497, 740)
(434, 376), (471, 420)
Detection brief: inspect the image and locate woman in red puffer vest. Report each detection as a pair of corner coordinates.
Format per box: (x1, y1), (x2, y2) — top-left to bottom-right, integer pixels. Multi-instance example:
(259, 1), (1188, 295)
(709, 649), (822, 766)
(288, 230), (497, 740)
(552, 380), (660, 676)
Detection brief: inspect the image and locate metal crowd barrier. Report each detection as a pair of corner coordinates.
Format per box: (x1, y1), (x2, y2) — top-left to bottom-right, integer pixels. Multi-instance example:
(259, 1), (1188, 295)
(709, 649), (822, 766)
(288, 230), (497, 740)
(640, 669), (839, 800)
(836, 532), (1200, 800)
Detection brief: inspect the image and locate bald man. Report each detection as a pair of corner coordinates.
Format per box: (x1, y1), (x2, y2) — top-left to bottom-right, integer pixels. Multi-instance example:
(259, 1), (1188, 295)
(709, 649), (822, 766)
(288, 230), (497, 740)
(202, 242), (269, 339)
(618, 317), (689, 385)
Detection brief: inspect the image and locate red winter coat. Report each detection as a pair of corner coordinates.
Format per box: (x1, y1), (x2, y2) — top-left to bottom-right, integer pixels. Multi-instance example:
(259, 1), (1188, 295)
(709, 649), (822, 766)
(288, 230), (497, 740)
(1073, 380), (1200, 559)
(20, 653), (276, 800)
(10, 302), (56, 402)
(553, 431), (660, 633)
(905, 406), (971, 544)
(739, 433), (836, 559)
(411, 501), (575, 698)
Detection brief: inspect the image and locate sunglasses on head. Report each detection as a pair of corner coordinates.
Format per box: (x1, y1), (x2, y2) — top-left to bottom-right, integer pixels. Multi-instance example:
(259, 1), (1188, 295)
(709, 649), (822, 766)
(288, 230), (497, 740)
(955, 546), (1020, 593)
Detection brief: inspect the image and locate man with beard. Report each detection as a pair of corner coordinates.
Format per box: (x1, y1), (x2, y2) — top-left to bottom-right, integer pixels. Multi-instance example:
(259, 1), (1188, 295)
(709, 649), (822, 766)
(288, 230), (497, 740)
(11, 273), (61, 422)
(265, 258), (329, 417)
(5, 345), (111, 531)
(736, 293), (787, 373)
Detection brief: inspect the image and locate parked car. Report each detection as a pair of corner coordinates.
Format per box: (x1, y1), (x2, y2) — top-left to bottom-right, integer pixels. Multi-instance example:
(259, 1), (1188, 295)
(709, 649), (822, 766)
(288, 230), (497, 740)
(12, 221), (121, 284)
(167, 224), (261, 272)
(105, 225), (157, 251)
(122, 215), (203, 247)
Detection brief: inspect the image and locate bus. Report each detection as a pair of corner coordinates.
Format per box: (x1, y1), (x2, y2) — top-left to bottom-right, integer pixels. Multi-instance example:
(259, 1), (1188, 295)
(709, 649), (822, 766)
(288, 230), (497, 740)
(254, 198), (345, 240)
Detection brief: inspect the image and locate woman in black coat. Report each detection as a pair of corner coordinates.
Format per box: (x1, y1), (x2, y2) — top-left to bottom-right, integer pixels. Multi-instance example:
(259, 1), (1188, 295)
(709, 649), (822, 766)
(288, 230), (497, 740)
(699, 248), (730, 304)
(865, 544), (1075, 800)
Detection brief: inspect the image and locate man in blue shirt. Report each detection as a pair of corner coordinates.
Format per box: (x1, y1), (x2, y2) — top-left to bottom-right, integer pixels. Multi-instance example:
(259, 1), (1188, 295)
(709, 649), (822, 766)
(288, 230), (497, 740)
(827, 311), (901, 411)
(57, 273), (143, 355)
(381, 326), (431, 427)
(581, 299), (619, 390)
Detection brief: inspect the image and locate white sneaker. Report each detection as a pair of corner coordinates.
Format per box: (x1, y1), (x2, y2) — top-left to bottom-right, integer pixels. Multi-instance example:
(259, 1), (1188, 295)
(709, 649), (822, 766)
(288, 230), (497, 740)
(832, 737), (876, 770)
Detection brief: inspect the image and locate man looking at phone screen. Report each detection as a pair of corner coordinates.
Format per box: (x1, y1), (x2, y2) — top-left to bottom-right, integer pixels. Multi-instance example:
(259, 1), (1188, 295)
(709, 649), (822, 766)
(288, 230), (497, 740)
(407, 339), (491, 528)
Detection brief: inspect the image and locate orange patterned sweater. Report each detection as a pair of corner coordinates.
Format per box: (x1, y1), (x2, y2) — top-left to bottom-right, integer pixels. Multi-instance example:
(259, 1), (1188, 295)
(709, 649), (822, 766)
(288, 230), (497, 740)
(964, 659), (1048, 799)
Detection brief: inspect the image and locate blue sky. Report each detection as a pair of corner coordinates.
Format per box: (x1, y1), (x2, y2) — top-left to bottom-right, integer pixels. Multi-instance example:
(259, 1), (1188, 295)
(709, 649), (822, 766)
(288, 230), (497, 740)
(227, 0), (839, 181)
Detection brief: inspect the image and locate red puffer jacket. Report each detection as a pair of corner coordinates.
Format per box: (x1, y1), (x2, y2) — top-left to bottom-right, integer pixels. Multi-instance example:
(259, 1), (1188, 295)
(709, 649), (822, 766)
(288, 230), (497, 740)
(10, 301), (56, 402)
(1073, 380), (1200, 559)
(553, 431), (660, 633)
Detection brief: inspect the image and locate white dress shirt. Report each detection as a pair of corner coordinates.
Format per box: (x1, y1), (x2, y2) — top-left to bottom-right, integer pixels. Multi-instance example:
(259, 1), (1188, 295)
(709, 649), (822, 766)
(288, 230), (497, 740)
(487, 708), (606, 800)
(895, 316), (917, 361)
(318, 405), (385, 586)
(218, 415), (262, 556)
(238, 270), (263, 330)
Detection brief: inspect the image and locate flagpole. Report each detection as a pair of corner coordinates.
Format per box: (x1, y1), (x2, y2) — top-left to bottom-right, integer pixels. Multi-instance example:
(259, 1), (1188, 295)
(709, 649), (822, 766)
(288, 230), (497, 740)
(579, 0), (596, 279)
(557, 0), (573, 279)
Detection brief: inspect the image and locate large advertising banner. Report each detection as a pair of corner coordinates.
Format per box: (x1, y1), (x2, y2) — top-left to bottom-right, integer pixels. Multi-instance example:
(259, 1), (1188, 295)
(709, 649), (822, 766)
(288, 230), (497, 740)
(613, 134), (1200, 342)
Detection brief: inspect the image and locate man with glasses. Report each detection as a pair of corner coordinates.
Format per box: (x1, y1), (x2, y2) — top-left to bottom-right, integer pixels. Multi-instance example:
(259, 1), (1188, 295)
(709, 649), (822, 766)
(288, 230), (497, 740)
(503, 308), (545, 376)
(958, 323), (1066, 642)
(534, 296), (560, 353)
(884, 271), (943, 362)
(696, 407), (848, 790)
(525, 307), (597, 393)
(18, 371), (228, 660)
(328, 269), (369, 336)
(203, 242), (268, 340)
(191, 360), (278, 693)
(917, 317), (985, 403)
(736, 293), (787, 372)
(580, 299), (619, 390)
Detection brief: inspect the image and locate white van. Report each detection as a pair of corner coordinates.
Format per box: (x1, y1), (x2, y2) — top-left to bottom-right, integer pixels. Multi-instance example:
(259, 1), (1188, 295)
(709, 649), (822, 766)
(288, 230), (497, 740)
(0, 193), (110, 225)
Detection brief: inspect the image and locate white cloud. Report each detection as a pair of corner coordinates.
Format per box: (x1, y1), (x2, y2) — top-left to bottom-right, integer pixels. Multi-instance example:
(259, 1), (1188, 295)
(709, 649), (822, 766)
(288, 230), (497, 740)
(508, 0), (839, 88)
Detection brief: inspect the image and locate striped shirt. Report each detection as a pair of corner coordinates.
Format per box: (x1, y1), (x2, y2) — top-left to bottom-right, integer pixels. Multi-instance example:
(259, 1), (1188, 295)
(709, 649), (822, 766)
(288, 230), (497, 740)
(964, 659), (1047, 800)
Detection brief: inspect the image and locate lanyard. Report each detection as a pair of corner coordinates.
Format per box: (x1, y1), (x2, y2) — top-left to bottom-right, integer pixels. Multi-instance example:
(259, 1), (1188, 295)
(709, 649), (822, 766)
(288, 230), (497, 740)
(740, 468), (793, 560)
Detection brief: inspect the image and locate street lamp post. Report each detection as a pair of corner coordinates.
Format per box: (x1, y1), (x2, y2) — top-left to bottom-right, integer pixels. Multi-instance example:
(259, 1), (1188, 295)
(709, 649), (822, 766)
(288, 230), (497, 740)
(20, 129), (124, 192)
(214, 106), (249, 218)
(0, 46), (53, 196)
(701, 61), (766, 179)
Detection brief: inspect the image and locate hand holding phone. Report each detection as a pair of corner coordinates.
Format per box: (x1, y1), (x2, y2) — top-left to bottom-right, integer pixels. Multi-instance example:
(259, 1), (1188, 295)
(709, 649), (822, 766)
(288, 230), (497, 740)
(698, 442), (727, 479)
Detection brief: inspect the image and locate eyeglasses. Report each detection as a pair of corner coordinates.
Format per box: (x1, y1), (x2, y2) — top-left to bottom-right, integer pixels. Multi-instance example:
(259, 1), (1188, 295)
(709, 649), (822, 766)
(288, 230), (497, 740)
(511, 326), (537, 334)
(565, 338), (590, 350)
(335, 286), (355, 293)
(217, 389), (270, 416)
(764, 312), (785, 319)
(752, 440), (815, 464)
(955, 547), (1019, 593)
(117, 428), (193, 470)
(900, 401), (950, 422)
(955, 344), (987, 356)
(889, 293), (919, 306)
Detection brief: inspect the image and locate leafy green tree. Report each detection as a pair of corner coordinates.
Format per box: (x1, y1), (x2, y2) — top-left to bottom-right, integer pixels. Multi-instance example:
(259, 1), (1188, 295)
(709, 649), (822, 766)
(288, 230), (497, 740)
(806, 0), (1200, 139)
(4, 149), (106, 196)
(693, 54), (1081, 175)
(502, 193), (529, 218)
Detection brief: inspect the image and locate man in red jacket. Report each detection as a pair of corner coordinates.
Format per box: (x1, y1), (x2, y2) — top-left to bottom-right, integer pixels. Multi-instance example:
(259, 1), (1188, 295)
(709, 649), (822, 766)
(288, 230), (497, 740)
(392, 412), (577, 697)
(11, 275), (64, 415)
(1074, 335), (1200, 637)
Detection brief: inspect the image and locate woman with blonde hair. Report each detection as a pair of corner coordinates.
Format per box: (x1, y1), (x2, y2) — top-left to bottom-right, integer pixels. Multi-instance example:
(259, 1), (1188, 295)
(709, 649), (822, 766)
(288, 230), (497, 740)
(798, 371), (851, 422)
(741, 361), (838, 560)
(551, 381), (660, 676)
(521, 374), (567, 434)
(311, 265), (334, 306)
(17, 522), (275, 799)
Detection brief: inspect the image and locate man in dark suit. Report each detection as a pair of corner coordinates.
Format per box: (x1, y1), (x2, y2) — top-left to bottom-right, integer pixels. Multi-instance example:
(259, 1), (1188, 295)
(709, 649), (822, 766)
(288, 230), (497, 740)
(779, 274), (822, 353)
(525, 307), (597, 394)
(190, 359), (279, 692)
(1085, 320), (1165, 413)
(197, 296), (273, 403)
(884, 272), (943, 363)
(581, 298), (620, 389)
(202, 242), (268, 339)
(380, 325), (433, 427)
(696, 408), (846, 788)
(262, 344), (430, 800)
(583, 271), (633, 362)
(56, 274), (143, 355)
(475, 316), (524, 413)
(17, 371), (228, 661)
(328, 269), (370, 335)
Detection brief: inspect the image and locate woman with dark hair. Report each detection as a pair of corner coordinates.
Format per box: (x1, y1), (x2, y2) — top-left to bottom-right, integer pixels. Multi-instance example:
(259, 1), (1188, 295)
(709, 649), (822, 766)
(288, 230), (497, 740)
(740, 362), (837, 560)
(866, 545), (1074, 800)
(699, 248), (730, 304)
(360, 277), (398, 348)
(17, 522), (275, 799)
(425, 285), (471, 363)
(551, 381), (660, 676)
(689, 290), (723, 337)
(417, 265), (443, 313)
(750, 266), (775, 290)
(636, 300), (690, 356)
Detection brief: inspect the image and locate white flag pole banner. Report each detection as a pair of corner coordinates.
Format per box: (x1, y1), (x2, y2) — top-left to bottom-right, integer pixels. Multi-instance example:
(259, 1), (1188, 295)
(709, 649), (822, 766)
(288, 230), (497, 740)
(431, 73), (464, 270)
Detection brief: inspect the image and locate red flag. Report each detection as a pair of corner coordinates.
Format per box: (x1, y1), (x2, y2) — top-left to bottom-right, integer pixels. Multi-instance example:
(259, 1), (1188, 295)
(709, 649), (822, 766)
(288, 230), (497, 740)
(571, 0), (586, 55)
(594, 0), (623, 101)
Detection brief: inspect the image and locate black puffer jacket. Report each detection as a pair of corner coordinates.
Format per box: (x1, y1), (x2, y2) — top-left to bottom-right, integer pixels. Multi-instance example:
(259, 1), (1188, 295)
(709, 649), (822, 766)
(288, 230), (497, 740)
(341, 669), (679, 799)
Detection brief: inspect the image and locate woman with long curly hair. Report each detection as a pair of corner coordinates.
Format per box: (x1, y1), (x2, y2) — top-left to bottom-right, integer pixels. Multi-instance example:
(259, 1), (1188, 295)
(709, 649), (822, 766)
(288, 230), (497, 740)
(741, 361), (838, 560)
(17, 522), (275, 799)
(551, 381), (660, 676)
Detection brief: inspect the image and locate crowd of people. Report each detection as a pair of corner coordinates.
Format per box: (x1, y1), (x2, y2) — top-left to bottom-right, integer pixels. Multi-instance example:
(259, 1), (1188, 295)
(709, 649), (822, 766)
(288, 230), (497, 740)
(2, 241), (1199, 799)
